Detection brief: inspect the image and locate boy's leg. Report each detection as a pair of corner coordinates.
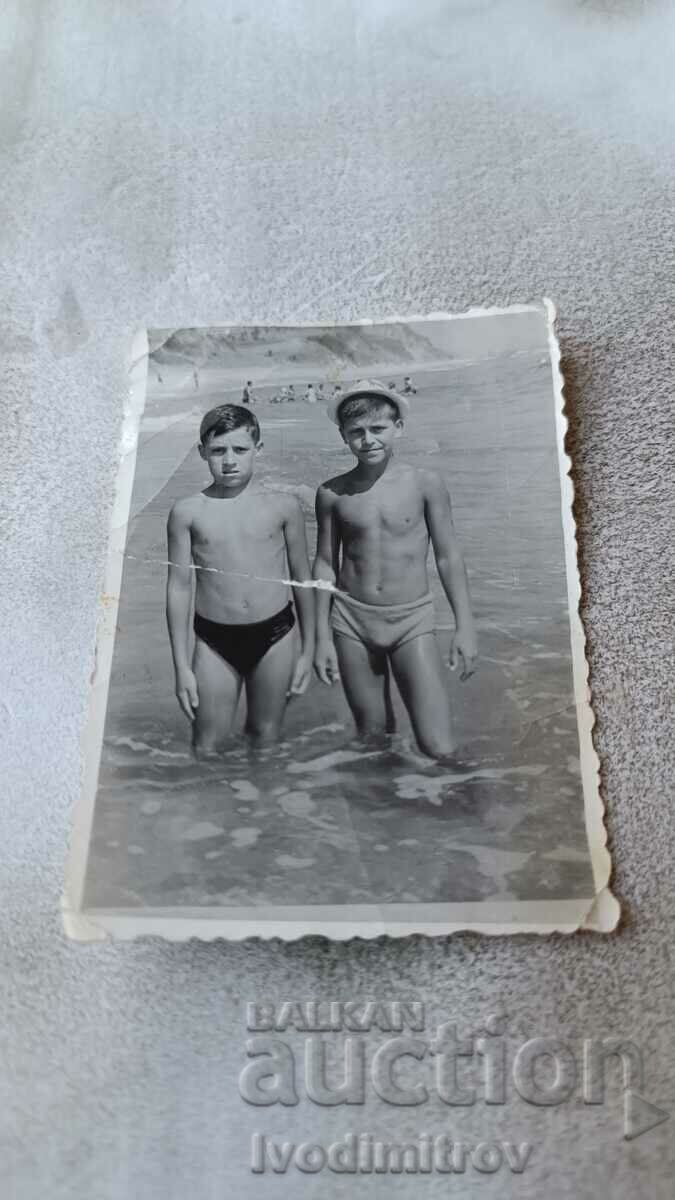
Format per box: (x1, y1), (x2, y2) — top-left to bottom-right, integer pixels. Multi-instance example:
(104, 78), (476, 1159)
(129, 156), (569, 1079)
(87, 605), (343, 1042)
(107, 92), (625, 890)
(390, 634), (455, 758)
(244, 628), (297, 745)
(334, 633), (395, 737)
(192, 637), (242, 756)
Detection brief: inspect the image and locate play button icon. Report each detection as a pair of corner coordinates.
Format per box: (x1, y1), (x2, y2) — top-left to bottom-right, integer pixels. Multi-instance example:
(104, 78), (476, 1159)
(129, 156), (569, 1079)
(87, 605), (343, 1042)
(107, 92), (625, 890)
(624, 1090), (670, 1140)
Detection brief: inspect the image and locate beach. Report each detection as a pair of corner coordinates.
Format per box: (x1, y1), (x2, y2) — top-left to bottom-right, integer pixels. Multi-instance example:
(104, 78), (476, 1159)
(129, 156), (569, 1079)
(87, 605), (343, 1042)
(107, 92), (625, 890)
(83, 349), (594, 909)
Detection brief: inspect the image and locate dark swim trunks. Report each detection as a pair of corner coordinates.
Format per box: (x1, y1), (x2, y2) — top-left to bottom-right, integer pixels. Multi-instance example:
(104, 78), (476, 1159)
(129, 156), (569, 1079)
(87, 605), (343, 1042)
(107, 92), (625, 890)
(193, 603), (295, 677)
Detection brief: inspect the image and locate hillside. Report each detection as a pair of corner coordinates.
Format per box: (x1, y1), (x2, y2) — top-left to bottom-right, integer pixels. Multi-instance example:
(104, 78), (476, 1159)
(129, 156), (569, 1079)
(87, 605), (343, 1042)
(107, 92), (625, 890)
(150, 321), (450, 374)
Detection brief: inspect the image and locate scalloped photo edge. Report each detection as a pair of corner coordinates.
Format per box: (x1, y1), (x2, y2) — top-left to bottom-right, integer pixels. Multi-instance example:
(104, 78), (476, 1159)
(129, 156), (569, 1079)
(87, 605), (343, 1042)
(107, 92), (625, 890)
(63, 303), (618, 940)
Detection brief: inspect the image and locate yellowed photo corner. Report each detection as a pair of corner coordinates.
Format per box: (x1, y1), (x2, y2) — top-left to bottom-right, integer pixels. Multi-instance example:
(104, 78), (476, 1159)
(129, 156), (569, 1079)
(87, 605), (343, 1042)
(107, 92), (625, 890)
(63, 305), (618, 941)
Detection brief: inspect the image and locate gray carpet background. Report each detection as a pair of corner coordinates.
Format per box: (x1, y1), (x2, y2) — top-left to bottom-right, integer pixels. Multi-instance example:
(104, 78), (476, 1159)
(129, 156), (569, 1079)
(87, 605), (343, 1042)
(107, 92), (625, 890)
(1, 1), (674, 1196)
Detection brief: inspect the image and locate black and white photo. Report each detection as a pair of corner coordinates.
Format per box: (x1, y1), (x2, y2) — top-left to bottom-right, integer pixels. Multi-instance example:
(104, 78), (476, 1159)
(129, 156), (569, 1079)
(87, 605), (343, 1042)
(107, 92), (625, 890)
(65, 306), (615, 938)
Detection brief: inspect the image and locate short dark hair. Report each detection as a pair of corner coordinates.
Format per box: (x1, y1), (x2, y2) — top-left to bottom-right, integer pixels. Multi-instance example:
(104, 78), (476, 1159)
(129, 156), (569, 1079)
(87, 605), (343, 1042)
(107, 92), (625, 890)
(199, 403), (261, 445)
(337, 394), (401, 428)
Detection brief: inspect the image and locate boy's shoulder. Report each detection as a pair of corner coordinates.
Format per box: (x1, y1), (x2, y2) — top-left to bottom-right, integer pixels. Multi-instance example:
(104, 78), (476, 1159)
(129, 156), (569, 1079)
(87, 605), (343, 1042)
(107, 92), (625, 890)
(168, 492), (203, 522)
(256, 487), (304, 520)
(316, 469), (355, 499)
(403, 462), (446, 495)
(372, 460), (444, 494)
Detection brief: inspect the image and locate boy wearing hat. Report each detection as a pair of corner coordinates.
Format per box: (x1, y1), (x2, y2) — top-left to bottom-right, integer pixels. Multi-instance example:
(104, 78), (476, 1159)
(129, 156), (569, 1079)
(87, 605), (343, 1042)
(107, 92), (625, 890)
(166, 404), (314, 755)
(313, 381), (477, 758)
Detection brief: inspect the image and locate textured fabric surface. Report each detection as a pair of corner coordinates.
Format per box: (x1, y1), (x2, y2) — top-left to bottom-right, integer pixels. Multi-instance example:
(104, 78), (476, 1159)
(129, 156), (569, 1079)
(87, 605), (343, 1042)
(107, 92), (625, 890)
(1, 1), (674, 1196)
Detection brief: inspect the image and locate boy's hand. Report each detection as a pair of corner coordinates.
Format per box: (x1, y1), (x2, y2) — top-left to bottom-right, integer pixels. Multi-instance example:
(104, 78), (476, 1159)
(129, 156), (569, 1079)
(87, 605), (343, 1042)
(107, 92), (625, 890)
(314, 638), (341, 685)
(175, 668), (199, 720)
(450, 627), (478, 681)
(289, 653), (312, 696)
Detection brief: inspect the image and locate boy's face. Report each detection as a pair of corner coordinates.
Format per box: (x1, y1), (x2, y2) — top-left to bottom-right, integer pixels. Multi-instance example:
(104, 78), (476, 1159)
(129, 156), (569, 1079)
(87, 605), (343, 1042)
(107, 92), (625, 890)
(199, 427), (260, 487)
(340, 407), (403, 464)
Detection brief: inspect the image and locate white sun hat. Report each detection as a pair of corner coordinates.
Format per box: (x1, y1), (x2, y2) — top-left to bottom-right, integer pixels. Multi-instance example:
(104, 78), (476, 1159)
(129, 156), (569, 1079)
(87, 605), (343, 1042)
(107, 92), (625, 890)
(325, 378), (411, 425)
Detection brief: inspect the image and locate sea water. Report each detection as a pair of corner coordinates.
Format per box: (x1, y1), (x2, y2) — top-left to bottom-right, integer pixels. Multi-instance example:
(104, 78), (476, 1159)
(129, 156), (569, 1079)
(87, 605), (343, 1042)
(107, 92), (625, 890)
(84, 355), (593, 908)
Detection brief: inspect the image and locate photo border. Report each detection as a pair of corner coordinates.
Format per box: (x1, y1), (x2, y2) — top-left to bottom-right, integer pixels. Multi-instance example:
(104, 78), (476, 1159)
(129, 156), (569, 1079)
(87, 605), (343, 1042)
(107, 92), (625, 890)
(63, 304), (618, 940)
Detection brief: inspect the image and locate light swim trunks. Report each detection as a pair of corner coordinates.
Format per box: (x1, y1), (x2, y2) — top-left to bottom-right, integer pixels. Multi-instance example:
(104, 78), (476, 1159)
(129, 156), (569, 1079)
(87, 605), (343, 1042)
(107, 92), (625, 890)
(331, 591), (435, 654)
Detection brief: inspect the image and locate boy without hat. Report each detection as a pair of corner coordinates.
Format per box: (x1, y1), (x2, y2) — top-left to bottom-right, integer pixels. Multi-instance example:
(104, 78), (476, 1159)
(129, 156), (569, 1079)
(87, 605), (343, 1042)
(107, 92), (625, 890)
(166, 404), (314, 755)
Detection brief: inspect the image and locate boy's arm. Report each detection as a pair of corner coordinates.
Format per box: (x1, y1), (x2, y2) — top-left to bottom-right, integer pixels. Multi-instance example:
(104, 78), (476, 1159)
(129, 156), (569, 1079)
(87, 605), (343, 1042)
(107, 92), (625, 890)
(424, 471), (477, 681)
(166, 502), (198, 720)
(282, 496), (315, 695)
(312, 484), (341, 685)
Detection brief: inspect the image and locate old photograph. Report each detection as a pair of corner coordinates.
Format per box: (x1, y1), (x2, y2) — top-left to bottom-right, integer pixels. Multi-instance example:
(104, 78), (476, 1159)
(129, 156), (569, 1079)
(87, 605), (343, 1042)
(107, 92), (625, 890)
(65, 306), (615, 938)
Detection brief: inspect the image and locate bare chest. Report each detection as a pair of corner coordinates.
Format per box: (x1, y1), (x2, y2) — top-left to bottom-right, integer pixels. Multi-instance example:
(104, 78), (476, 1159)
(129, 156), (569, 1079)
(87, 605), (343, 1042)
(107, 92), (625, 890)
(191, 504), (283, 559)
(336, 481), (425, 538)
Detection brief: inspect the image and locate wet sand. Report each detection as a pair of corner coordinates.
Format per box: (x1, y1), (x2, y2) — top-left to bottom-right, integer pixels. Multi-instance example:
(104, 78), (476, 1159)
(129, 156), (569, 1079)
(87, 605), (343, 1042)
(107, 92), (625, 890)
(84, 352), (594, 908)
